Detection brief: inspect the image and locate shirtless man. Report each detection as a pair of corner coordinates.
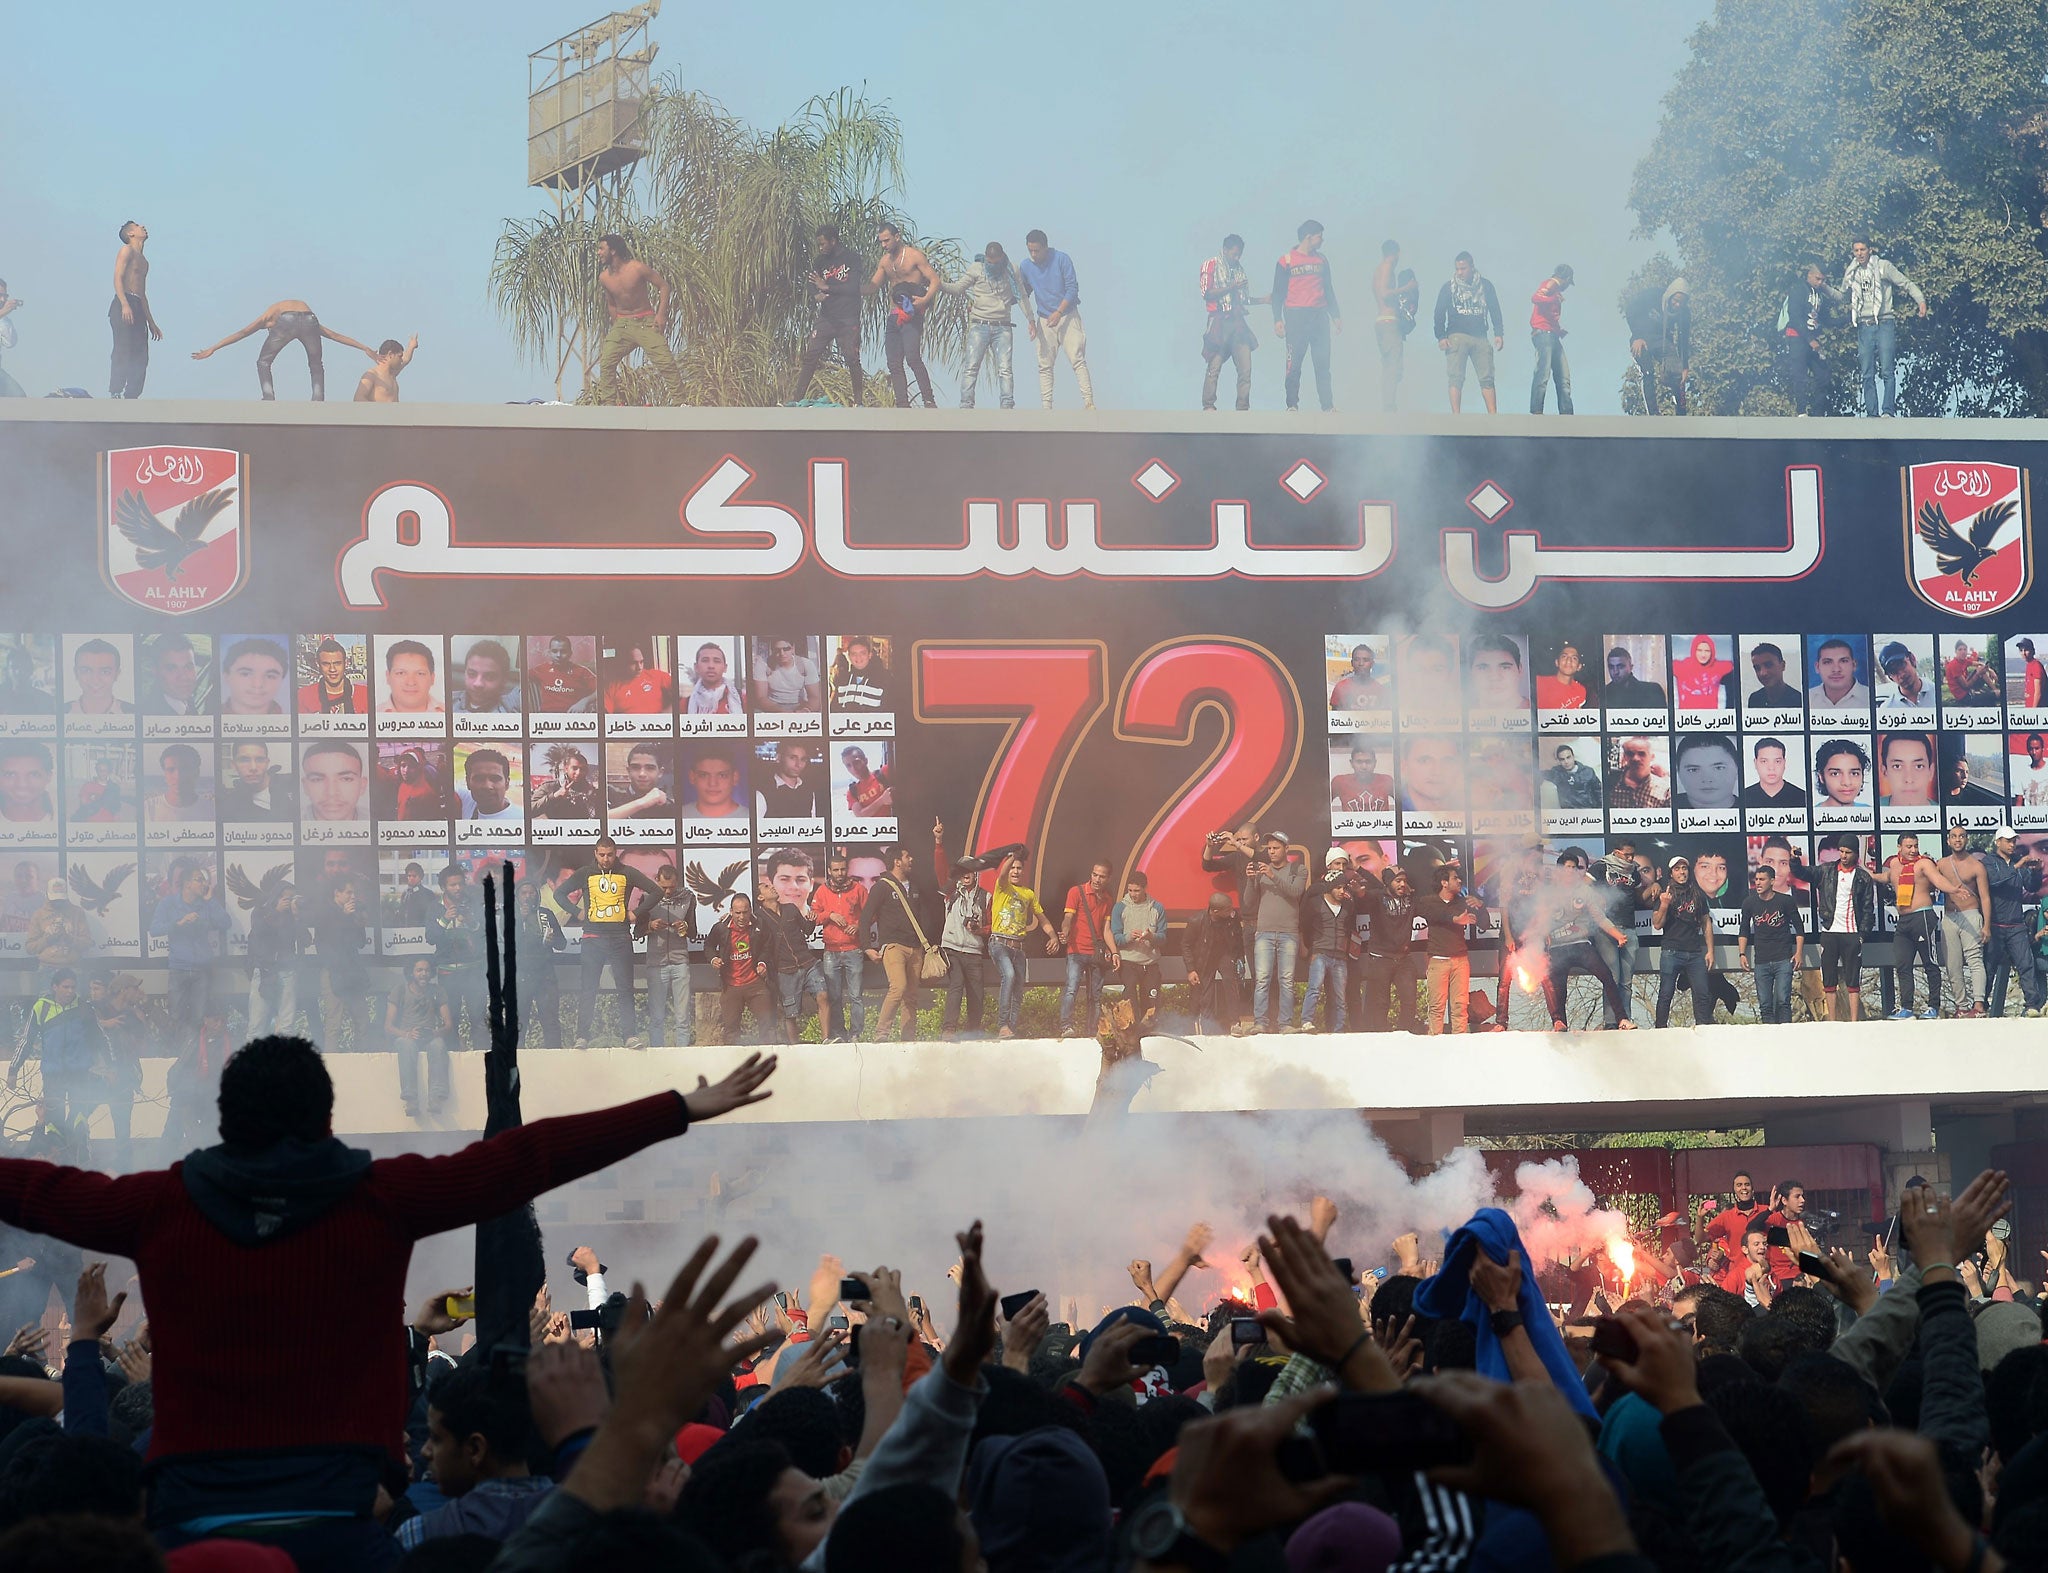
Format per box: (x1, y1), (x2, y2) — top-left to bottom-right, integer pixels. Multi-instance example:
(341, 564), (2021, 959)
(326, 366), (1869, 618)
(863, 221), (938, 408)
(354, 337), (418, 402)
(595, 233), (682, 403)
(1871, 832), (1958, 1019)
(109, 221), (161, 399)
(1936, 821), (1993, 1016)
(190, 301), (376, 401)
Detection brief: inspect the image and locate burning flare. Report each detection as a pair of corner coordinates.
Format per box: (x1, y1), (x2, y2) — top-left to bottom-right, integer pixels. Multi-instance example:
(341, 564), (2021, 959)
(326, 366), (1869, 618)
(1607, 1236), (1636, 1286)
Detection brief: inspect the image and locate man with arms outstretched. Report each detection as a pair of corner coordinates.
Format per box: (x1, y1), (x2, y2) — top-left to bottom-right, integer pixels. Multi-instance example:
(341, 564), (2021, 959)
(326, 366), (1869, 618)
(191, 300), (383, 400)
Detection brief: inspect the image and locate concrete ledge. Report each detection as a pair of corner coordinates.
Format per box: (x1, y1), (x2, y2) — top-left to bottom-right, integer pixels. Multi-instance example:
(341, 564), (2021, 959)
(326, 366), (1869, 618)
(71, 1018), (2035, 1142)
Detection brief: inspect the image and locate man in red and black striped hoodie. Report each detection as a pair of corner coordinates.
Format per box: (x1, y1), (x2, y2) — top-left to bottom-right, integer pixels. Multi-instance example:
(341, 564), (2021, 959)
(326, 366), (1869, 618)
(0, 1034), (775, 1564)
(1271, 219), (1343, 412)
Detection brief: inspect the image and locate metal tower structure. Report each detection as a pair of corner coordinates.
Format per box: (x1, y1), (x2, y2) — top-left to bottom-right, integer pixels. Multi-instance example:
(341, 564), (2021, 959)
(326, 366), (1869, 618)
(527, 3), (660, 398)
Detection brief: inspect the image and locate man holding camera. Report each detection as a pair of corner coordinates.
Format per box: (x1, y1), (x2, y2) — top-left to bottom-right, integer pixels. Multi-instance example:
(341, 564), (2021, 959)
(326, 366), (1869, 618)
(1238, 832), (1307, 1033)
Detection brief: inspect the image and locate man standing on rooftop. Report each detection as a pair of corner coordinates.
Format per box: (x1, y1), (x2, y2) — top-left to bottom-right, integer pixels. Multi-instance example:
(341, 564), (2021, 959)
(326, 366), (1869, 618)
(1019, 229), (1094, 409)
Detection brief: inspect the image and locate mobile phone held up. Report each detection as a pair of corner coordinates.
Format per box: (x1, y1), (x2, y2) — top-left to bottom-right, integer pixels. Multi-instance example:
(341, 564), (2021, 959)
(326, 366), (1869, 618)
(838, 1276), (870, 1303)
(1796, 1250), (1830, 1279)
(1000, 1289), (1040, 1320)
(1229, 1316), (1266, 1349)
(1278, 1390), (1472, 1479)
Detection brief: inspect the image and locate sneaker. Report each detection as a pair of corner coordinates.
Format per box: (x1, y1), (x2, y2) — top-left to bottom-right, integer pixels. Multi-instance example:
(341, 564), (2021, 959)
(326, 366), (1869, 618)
(2028, 1006), (2045, 1018)
(1887, 1009), (1915, 1021)
(402, 1101), (420, 1119)
(1918, 1009), (1939, 1020)
(626, 1035), (647, 1049)
(572, 1037), (589, 1050)
(997, 1027), (1015, 1041)
(1617, 1020), (1638, 1031)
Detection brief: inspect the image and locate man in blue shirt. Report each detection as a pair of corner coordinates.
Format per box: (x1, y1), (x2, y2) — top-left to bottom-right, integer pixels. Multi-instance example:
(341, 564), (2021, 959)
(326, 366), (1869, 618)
(1018, 229), (1096, 410)
(150, 863), (230, 1052)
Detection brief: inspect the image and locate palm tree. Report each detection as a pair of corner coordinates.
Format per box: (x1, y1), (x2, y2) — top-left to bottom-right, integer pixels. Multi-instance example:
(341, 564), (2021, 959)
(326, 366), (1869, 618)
(492, 83), (968, 406)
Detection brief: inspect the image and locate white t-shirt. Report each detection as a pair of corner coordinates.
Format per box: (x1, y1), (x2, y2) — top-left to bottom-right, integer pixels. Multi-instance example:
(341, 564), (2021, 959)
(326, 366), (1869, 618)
(754, 656), (820, 711)
(1827, 871), (1856, 934)
(458, 790), (522, 822)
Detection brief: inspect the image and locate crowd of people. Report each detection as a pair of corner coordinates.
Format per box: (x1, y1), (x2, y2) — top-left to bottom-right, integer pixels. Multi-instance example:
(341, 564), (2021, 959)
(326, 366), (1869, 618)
(10, 804), (2043, 1144)
(0, 222), (1934, 415)
(0, 1026), (2038, 1573)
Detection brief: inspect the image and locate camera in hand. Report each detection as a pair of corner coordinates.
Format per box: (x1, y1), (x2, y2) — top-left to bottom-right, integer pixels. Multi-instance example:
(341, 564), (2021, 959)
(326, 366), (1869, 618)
(1128, 1334), (1181, 1368)
(1279, 1390), (1473, 1478)
(1229, 1316), (1266, 1349)
(839, 1276), (870, 1302)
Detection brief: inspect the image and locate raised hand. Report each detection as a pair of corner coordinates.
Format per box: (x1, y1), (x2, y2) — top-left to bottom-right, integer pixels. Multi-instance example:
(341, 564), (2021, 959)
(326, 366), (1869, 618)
(779, 1328), (849, 1389)
(1824, 1431), (1980, 1572)
(1074, 1319), (1151, 1397)
(1309, 1195), (1339, 1242)
(1167, 1390), (1353, 1554)
(682, 1053), (777, 1121)
(1373, 1314), (1423, 1377)
(1257, 1213), (1396, 1392)
(942, 1221), (998, 1383)
(1468, 1249), (1524, 1313)
(1949, 1168), (2012, 1256)
(526, 1338), (613, 1448)
(72, 1262), (127, 1343)
(1001, 1291), (1049, 1373)
(412, 1287), (473, 1336)
(1591, 1303), (1701, 1416)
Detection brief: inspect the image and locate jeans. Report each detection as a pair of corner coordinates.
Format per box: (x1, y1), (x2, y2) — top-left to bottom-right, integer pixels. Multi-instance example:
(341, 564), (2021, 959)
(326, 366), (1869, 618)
(520, 966), (562, 1047)
(941, 947), (987, 1032)
(395, 1033), (450, 1112)
(1783, 333), (1822, 414)
(720, 980), (775, 1041)
(1542, 942), (1625, 1026)
(167, 967), (210, 1052)
(1857, 318), (1898, 415)
(822, 949), (866, 1039)
(990, 938), (1027, 1032)
(1301, 953), (1348, 1030)
(962, 321), (1015, 408)
(577, 930), (638, 1042)
(1061, 953), (1107, 1033)
(438, 966), (487, 1051)
(1655, 947), (1711, 1028)
(794, 319), (864, 404)
(1943, 909), (1987, 1012)
(1375, 318), (1404, 411)
(778, 960), (827, 1030)
(1634, 341), (1687, 414)
(647, 958), (694, 1045)
(1530, 330), (1572, 414)
(1251, 932), (1299, 1030)
(1594, 930), (1641, 1027)
(1283, 307), (1334, 410)
(1894, 909), (1942, 1011)
(1986, 922), (2044, 1015)
(109, 294), (149, 398)
(1202, 323), (1254, 410)
(1426, 954), (1470, 1034)
(320, 968), (373, 1051)
(886, 313), (936, 407)
(256, 310), (324, 400)
(1753, 959), (1794, 1023)
(247, 966), (297, 1038)
(1122, 960), (1161, 1023)
(1357, 952), (1423, 1032)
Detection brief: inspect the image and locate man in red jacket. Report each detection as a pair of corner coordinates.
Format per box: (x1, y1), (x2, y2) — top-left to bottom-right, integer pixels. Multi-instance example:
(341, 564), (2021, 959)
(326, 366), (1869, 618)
(0, 1033), (775, 1566)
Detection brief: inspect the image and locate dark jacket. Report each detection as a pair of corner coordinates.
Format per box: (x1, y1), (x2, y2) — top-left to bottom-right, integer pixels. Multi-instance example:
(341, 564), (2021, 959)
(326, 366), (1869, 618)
(1982, 851), (2044, 928)
(1298, 882), (1352, 955)
(1183, 910), (1245, 980)
(1432, 276), (1504, 340)
(428, 899), (484, 971)
(1362, 886), (1420, 958)
(811, 244), (865, 327)
(1809, 861), (1878, 935)
(246, 901), (306, 969)
(868, 874), (929, 950)
(1625, 285), (1690, 366)
(1417, 891), (1485, 958)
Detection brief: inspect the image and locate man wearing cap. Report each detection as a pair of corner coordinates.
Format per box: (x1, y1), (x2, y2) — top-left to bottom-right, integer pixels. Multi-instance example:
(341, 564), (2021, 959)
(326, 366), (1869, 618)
(1297, 851), (1354, 1031)
(1877, 641), (1931, 713)
(1982, 825), (2046, 1017)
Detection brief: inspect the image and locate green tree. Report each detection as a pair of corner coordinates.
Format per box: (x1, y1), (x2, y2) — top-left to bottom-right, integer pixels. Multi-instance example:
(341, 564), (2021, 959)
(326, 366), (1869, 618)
(1627, 0), (2048, 416)
(493, 84), (968, 406)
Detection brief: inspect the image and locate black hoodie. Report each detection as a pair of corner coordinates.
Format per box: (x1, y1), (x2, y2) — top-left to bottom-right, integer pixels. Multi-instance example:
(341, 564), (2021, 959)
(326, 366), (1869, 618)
(181, 1137), (374, 1247)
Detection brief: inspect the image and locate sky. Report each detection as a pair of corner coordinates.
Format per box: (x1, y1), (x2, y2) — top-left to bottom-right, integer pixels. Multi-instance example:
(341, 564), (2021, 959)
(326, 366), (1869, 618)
(1, 0), (1713, 413)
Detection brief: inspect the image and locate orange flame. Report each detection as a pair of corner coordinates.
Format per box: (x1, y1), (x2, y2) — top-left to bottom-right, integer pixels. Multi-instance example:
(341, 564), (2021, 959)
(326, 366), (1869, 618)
(1608, 1237), (1636, 1285)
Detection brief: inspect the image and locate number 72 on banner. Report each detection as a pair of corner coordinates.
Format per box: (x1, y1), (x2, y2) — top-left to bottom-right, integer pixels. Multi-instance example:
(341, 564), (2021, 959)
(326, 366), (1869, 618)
(914, 639), (1305, 913)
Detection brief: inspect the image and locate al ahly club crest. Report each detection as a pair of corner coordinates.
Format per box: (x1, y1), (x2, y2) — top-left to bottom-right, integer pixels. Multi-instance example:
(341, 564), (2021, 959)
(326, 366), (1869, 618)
(1905, 460), (2030, 620)
(100, 445), (249, 615)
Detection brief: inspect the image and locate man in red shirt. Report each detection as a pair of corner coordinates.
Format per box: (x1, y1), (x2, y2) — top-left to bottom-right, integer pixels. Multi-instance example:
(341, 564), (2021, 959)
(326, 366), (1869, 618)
(0, 1034), (775, 1560)
(1528, 264), (1574, 414)
(841, 745), (893, 817)
(2020, 638), (2045, 710)
(708, 892), (775, 1041)
(809, 847), (869, 1041)
(1704, 1169), (1769, 1292)
(1764, 1179), (1819, 1285)
(601, 644), (675, 713)
(1057, 860), (1121, 1037)
(529, 635), (596, 712)
(1271, 219), (1341, 413)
